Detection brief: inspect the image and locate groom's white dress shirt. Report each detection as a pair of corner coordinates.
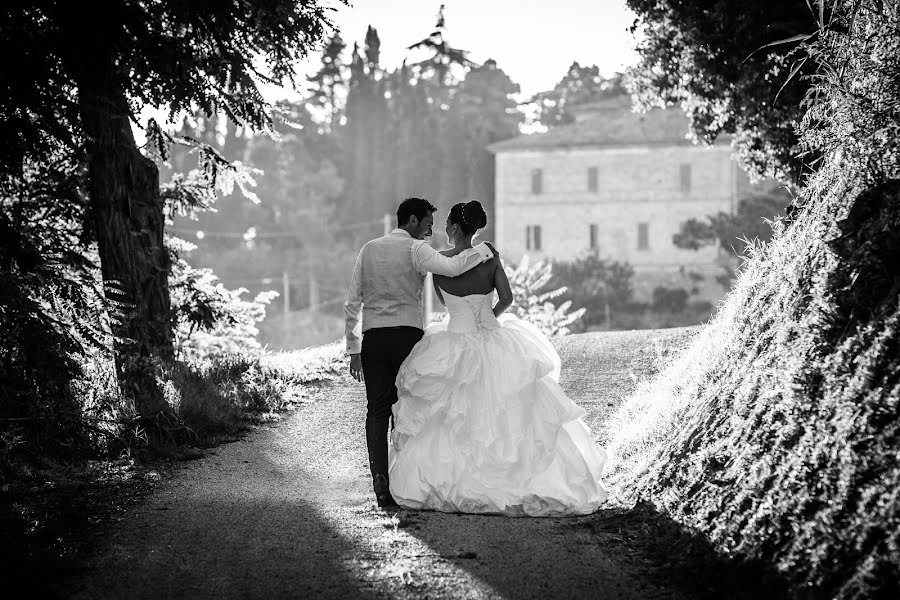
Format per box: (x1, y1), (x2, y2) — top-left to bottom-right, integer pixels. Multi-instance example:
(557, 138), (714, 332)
(344, 228), (493, 354)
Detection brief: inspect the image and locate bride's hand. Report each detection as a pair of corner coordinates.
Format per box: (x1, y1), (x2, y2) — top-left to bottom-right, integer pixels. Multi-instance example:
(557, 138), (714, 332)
(349, 353), (364, 382)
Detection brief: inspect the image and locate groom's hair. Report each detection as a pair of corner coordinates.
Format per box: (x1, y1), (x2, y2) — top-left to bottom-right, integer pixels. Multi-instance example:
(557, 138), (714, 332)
(397, 197), (437, 226)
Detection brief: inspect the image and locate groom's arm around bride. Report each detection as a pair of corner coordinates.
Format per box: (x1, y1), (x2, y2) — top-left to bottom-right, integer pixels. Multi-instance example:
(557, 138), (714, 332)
(343, 199), (493, 362)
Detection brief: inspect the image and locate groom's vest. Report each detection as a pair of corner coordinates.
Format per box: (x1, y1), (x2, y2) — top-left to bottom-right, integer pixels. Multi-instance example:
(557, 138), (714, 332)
(359, 231), (427, 332)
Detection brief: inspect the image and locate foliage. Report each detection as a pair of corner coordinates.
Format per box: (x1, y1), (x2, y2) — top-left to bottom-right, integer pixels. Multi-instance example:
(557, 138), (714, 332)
(549, 251), (634, 329)
(0, 158), (118, 461)
(625, 0), (816, 183)
(165, 107), (354, 317)
(155, 342), (346, 450)
(168, 237), (277, 364)
(528, 63), (627, 128)
(260, 342), (347, 384)
(503, 255), (585, 337)
(673, 187), (793, 256)
(307, 32), (348, 130)
(2, 0), (341, 419)
(607, 2), (900, 597)
(452, 59), (523, 238)
(3, 0), (342, 172)
(651, 286), (689, 313)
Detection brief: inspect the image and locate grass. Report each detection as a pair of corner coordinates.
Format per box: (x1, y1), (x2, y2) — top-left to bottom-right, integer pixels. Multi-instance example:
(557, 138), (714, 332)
(156, 341), (347, 451)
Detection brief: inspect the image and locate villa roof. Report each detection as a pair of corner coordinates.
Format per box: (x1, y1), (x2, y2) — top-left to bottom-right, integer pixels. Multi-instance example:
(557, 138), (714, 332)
(488, 96), (708, 152)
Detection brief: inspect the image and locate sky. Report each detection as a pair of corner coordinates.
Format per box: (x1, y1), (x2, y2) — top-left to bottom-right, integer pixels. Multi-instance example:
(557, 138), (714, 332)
(272, 0), (640, 100)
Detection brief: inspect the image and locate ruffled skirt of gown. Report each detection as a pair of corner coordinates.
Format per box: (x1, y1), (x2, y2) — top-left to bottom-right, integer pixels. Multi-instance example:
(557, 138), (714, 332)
(388, 313), (608, 517)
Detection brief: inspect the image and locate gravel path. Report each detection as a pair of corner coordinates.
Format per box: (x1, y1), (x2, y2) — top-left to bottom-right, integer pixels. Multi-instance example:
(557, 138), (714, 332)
(71, 327), (698, 599)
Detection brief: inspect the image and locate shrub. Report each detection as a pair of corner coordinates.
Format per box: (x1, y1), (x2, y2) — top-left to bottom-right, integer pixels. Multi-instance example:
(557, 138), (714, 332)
(0, 158), (118, 465)
(549, 251), (634, 329)
(168, 235), (277, 363)
(503, 254), (585, 337)
(154, 342), (346, 449)
(651, 286), (690, 313)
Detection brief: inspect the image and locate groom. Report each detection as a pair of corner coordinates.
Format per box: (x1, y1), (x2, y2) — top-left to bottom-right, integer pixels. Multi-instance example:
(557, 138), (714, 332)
(344, 197), (494, 508)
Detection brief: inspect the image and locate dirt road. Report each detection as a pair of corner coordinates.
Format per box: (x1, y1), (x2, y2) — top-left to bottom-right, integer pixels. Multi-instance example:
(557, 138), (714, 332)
(71, 328), (699, 599)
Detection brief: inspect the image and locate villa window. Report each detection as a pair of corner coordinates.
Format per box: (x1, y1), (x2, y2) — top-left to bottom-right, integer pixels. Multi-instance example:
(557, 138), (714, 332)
(680, 163), (692, 194)
(526, 225), (543, 251)
(531, 168), (543, 194)
(589, 224), (598, 250)
(587, 167), (598, 192)
(637, 222), (650, 250)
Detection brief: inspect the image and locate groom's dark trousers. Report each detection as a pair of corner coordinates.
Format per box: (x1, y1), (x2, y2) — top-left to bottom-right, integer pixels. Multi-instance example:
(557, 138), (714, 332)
(361, 326), (424, 481)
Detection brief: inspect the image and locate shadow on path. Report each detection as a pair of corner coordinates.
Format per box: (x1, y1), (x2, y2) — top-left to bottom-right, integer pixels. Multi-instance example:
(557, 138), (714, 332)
(399, 499), (794, 600)
(584, 502), (794, 599)
(68, 451), (378, 600)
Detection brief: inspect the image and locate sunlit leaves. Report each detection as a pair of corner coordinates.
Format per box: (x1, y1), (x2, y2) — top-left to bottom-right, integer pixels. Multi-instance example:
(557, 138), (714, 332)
(626, 0), (815, 183)
(503, 255), (586, 338)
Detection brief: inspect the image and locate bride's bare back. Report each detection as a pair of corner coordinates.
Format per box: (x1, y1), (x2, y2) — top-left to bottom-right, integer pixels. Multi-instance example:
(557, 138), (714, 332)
(433, 243), (513, 308)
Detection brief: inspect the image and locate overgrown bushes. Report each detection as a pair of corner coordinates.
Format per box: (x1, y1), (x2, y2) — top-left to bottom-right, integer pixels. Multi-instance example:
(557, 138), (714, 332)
(607, 2), (900, 597)
(0, 160), (116, 464)
(545, 252), (713, 331)
(0, 159), (339, 481)
(549, 251), (633, 330)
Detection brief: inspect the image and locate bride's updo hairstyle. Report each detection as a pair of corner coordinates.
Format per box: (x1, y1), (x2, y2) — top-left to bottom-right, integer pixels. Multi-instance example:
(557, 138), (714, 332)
(449, 200), (487, 236)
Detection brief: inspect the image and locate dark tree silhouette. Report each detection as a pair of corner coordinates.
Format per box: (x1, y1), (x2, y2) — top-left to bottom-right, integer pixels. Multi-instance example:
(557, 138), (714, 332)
(1, 1), (340, 417)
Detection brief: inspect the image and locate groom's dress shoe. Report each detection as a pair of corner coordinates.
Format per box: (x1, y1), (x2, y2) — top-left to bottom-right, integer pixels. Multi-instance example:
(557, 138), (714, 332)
(373, 473), (399, 508)
(377, 493), (399, 509)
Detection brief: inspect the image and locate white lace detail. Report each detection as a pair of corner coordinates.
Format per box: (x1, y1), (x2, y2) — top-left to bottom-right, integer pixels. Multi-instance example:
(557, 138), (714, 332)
(443, 293), (500, 334)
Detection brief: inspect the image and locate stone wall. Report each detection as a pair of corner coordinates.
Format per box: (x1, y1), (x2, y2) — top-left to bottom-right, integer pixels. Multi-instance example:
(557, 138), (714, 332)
(493, 143), (752, 302)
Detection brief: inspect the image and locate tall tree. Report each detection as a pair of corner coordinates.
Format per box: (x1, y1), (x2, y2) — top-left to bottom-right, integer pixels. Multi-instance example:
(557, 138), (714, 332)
(2, 1), (339, 418)
(454, 59), (522, 240)
(243, 129), (346, 307)
(625, 0), (815, 184)
(343, 41), (376, 223)
(385, 62), (431, 214)
(307, 32), (348, 132)
(405, 4), (474, 99)
(404, 4), (475, 208)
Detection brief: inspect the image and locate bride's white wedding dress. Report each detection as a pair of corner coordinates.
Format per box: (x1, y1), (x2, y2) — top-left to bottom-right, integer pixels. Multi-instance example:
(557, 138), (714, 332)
(388, 292), (608, 516)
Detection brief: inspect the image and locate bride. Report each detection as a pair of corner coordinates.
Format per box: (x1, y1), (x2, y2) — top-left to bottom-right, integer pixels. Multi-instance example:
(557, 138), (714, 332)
(388, 200), (608, 517)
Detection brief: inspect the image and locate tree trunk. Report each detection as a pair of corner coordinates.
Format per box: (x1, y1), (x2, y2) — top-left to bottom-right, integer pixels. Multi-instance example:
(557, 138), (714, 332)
(75, 59), (173, 419)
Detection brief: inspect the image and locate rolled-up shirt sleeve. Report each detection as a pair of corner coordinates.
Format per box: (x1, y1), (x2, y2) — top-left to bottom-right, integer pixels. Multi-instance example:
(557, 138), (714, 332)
(412, 241), (493, 277)
(343, 250), (364, 355)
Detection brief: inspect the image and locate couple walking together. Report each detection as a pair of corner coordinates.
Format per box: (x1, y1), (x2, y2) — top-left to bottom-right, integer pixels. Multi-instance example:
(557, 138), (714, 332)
(343, 197), (607, 516)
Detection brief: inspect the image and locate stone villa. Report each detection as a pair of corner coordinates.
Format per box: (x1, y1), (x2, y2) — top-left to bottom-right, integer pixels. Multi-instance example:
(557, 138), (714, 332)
(487, 95), (767, 302)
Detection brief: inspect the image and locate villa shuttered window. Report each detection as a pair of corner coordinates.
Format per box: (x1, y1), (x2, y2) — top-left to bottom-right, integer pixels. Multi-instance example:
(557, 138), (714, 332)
(587, 167), (598, 192)
(589, 224), (598, 249)
(680, 163), (692, 194)
(531, 168), (543, 194)
(637, 222), (649, 250)
(526, 225), (542, 251)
